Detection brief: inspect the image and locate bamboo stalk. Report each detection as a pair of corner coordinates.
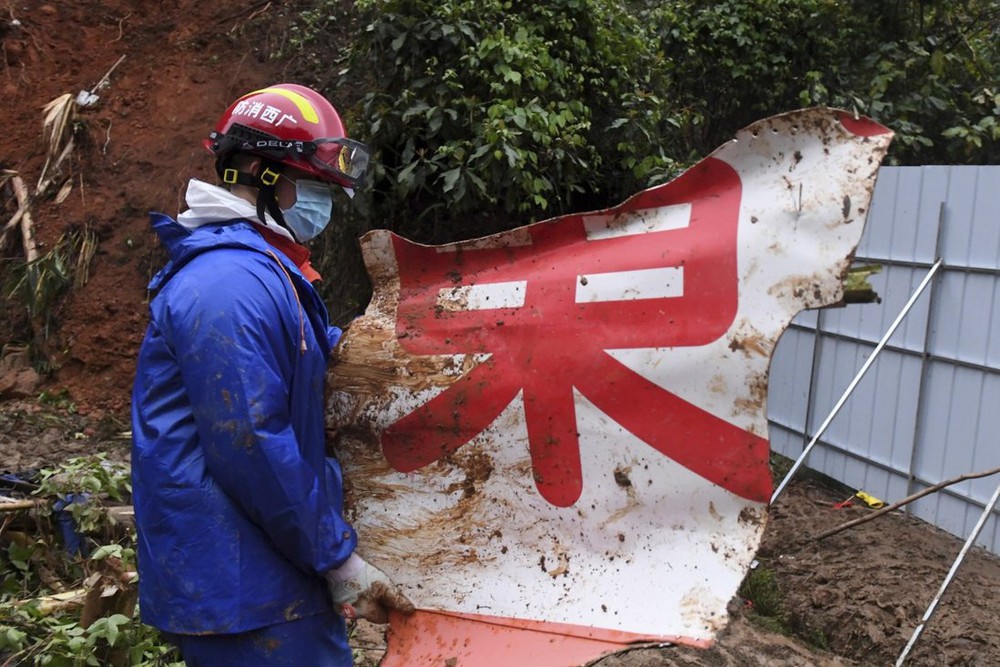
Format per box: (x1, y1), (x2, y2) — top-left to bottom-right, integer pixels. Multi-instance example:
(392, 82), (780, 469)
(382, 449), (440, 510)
(812, 465), (1000, 542)
(1, 171), (26, 250)
(36, 135), (76, 197)
(10, 175), (38, 263)
(20, 588), (87, 615)
(2, 206), (25, 234)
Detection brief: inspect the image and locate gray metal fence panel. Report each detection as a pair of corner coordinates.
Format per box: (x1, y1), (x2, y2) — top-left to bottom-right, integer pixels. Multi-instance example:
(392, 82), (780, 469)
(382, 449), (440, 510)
(768, 165), (1000, 555)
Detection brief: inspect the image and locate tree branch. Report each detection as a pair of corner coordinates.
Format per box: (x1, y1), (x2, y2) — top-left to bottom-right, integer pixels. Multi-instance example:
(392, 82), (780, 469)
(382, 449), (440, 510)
(812, 465), (1000, 542)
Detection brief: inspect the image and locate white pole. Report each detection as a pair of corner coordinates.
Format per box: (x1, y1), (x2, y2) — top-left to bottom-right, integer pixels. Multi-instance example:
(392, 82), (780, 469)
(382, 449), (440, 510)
(894, 478), (1000, 666)
(771, 259), (943, 504)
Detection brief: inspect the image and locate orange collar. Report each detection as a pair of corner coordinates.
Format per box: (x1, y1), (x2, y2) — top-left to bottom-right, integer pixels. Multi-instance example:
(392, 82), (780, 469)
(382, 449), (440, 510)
(255, 225), (322, 282)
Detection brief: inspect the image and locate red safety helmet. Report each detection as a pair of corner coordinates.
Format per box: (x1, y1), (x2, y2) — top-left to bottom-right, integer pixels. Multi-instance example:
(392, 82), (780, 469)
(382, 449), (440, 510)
(204, 83), (369, 189)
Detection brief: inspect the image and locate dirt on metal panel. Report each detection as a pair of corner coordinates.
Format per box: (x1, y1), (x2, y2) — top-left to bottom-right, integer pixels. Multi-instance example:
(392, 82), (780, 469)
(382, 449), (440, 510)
(326, 107), (893, 664)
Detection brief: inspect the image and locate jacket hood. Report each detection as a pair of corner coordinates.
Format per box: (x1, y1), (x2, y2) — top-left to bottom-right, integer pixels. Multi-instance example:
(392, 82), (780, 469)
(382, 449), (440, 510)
(146, 179), (307, 292)
(147, 214), (283, 293)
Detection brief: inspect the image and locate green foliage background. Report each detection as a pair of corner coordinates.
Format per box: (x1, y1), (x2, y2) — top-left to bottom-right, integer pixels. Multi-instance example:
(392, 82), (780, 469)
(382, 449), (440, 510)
(282, 0), (998, 319)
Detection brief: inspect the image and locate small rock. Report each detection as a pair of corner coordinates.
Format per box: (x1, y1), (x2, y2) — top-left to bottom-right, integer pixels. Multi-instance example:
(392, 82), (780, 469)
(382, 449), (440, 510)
(0, 348), (41, 399)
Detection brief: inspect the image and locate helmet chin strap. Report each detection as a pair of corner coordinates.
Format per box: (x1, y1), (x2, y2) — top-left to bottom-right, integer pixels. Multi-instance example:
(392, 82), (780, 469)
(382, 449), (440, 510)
(255, 159), (295, 234)
(255, 188), (284, 227)
(256, 192), (287, 231)
(215, 154), (298, 240)
(254, 159), (297, 239)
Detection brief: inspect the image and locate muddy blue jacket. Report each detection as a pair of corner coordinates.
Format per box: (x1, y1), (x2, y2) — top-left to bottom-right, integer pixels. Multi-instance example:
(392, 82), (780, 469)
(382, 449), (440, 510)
(131, 214), (355, 634)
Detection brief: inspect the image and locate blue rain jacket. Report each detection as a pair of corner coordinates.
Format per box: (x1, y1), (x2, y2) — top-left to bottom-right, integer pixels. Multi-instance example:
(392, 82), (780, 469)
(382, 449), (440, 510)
(131, 214), (356, 634)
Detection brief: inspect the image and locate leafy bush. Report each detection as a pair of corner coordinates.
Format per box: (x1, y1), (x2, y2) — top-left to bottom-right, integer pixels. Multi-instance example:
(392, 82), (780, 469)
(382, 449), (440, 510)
(36, 455), (131, 536)
(648, 0), (867, 154)
(0, 456), (181, 666)
(297, 0), (679, 245)
(285, 0), (999, 319)
(300, 0), (997, 251)
(650, 0), (999, 165)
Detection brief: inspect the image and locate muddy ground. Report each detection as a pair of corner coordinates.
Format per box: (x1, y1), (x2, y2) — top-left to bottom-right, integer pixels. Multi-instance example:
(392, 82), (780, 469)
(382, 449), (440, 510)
(2, 2), (1000, 666)
(4, 398), (1000, 666)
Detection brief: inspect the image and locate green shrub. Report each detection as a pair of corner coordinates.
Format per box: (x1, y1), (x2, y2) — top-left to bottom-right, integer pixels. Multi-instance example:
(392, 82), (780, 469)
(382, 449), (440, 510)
(649, 0), (999, 165)
(297, 0), (679, 245)
(285, 0), (999, 319)
(0, 456), (181, 666)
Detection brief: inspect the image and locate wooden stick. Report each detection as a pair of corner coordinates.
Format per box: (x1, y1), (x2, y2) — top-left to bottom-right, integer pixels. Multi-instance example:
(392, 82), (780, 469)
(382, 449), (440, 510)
(812, 465), (1000, 542)
(88, 55), (127, 95)
(19, 588), (87, 615)
(36, 135), (76, 197)
(2, 207), (25, 234)
(0, 499), (44, 512)
(13, 572), (137, 617)
(0, 173), (25, 250)
(10, 175), (38, 263)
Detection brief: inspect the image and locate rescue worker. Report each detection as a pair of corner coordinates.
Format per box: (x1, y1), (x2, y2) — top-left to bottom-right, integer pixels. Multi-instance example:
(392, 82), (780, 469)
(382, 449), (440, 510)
(131, 83), (413, 665)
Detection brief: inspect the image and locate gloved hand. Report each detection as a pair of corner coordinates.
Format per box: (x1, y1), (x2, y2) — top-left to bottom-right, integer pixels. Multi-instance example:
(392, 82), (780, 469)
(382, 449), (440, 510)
(325, 553), (415, 624)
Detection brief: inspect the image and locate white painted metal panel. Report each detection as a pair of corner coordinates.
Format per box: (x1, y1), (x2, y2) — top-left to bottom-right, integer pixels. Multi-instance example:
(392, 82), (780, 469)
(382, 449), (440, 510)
(967, 168), (1000, 269)
(328, 110), (892, 664)
(770, 427), (800, 460)
(987, 290), (1000, 369)
(861, 350), (921, 471)
(908, 166), (951, 262)
(882, 354), (923, 471)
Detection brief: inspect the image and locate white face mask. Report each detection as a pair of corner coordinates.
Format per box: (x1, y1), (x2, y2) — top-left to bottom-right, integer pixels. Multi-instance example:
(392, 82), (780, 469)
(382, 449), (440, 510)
(281, 179), (333, 242)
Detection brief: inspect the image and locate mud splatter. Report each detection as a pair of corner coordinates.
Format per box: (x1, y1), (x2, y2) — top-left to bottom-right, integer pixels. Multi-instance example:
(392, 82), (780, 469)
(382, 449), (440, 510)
(614, 467), (633, 489)
(727, 322), (772, 358)
(767, 270), (847, 310)
(738, 506), (764, 527)
(734, 370), (770, 414)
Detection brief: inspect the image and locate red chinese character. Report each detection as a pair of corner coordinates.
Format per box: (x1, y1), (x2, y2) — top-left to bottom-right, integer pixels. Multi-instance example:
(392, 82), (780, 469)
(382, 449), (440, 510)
(382, 158), (771, 506)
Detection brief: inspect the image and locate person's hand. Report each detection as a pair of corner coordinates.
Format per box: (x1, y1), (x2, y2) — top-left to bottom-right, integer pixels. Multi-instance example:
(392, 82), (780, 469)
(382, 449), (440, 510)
(325, 553), (415, 624)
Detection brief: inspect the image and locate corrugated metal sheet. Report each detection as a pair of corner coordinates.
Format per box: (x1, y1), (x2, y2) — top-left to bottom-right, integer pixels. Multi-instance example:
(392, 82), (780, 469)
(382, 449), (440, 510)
(769, 165), (1000, 555)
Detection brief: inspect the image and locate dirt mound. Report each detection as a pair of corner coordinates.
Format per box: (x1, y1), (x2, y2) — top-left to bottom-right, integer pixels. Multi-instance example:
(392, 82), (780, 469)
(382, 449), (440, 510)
(2, 0), (284, 415)
(759, 478), (1000, 666)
